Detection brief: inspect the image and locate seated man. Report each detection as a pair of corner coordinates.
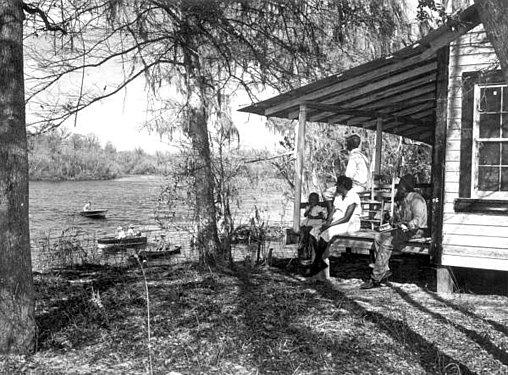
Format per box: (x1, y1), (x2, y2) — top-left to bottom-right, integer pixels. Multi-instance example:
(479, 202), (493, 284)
(361, 173), (427, 289)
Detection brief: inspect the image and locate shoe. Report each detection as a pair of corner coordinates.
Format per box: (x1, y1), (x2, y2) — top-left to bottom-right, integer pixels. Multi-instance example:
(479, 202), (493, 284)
(380, 270), (392, 283)
(360, 280), (381, 289)
(304, 260), (328, 278)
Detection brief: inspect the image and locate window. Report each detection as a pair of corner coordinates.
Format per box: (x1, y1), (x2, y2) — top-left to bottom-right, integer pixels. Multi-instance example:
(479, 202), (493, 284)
(455, 71), (508, 214)
(472, 83), (508, 198)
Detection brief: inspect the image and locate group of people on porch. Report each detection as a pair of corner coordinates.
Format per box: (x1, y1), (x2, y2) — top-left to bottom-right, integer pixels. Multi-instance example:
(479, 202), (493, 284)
(299, 134), (428, 289)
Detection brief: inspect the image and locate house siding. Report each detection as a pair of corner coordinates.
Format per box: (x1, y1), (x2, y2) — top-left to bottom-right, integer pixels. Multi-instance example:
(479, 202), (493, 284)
(442, 26), (508, 270)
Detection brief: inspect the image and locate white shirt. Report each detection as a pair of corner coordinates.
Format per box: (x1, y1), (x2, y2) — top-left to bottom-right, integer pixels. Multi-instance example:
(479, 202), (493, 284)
(345, 149), (369, 190)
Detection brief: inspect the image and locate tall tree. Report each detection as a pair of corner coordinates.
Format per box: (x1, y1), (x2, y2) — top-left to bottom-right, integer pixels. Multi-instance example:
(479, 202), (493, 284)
(0, 0), (35, 353)
(24, 0), (412, 265)
(474, 0), (508, 83)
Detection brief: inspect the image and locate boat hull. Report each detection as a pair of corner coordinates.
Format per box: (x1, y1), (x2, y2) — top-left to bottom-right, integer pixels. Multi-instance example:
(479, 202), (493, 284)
(97, 236), (147, 250)
(80, 209), (108, 218)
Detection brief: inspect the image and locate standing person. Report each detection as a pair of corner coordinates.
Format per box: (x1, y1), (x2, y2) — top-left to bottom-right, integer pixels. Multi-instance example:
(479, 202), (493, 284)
(299, 192), (328, 263)
(345, 134), (370, 193)
(361, 173), (427, 289)
(127, 224), (135, 236)
(83, 201), (92, 211)
(305, 176), (362, 277)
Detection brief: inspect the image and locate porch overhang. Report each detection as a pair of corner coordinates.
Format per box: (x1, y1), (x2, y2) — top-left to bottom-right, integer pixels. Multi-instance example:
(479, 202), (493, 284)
(239, 4), (481, 145)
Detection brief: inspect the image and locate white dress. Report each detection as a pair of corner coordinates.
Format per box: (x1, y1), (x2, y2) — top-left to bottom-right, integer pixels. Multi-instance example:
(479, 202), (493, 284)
(311, 190), (361, 242)
(301, 205), (328, 228)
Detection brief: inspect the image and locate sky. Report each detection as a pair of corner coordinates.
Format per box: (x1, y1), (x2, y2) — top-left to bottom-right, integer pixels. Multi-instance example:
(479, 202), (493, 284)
(62, 78), (282, 154)
(36, 0), (427, 154)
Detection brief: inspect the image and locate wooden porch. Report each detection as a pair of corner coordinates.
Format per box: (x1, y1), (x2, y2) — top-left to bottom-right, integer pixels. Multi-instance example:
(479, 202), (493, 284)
(240, 5), (484, 293)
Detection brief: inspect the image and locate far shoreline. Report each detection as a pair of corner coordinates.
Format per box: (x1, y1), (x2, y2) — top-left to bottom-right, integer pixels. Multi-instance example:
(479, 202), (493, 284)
(28, 173), (165, 183)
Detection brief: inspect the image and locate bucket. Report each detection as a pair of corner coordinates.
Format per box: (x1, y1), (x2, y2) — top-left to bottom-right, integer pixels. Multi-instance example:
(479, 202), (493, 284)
(284, 228), (300, 245)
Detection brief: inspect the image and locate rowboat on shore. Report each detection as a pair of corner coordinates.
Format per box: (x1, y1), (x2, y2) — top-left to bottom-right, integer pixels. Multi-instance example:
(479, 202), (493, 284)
(138, 246), (182, 261)
(97, 235), (147, 250)
(80, 209), (108, 218)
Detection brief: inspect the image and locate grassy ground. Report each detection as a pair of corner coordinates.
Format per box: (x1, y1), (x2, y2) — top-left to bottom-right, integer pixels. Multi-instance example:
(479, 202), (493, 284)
(1, 254), (508, 374)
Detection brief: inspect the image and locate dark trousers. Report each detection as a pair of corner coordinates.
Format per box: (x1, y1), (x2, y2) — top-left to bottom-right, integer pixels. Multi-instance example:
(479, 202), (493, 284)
(311, 237), (328, 266)
(370, 228), (417, 282)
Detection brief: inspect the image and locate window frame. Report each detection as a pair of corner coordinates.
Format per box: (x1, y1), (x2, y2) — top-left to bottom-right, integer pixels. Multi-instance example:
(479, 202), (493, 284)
(471, 83), (508, 199)
(455, 70), (508, 214)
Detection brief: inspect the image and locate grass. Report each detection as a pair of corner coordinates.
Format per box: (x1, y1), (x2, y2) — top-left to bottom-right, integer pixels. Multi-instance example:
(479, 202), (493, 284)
(1, 255), (508, 374)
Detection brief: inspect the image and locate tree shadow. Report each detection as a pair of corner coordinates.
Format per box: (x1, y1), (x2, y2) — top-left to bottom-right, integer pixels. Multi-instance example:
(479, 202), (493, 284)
(422, 288), (508, 337)
(311, 278), (477, 375)
(237, 266), (476, 374)
(275, 253), (436, 290)
(391, 285), (508, 367)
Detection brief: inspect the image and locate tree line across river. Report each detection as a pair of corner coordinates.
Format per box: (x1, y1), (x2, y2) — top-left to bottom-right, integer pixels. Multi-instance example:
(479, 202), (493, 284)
(28, 129), (279, 181)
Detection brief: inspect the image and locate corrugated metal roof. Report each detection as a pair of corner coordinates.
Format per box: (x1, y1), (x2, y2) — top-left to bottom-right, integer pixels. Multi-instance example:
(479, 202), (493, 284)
(239, 4), (480, 144)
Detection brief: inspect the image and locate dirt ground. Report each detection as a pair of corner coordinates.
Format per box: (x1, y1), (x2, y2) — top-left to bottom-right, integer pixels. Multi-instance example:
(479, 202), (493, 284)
(1, 253), (507, 374)
(278, 253), (508, 374)
(287, 252), (508, 296)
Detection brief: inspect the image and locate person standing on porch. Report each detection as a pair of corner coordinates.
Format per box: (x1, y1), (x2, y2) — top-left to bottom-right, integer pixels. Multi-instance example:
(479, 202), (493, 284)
(345, 134), (370, 193)
(361, 173), (427, 289)
(305, 176), (362, 278)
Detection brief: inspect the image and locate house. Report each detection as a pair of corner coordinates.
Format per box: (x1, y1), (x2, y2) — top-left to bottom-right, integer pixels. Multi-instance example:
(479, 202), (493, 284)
(240, 3), (508, 292)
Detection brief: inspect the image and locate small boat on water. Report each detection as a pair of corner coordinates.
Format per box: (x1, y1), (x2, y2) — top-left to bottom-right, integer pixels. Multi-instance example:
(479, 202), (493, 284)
(80, 209), (108, 218)
(97, 235), (147, 250)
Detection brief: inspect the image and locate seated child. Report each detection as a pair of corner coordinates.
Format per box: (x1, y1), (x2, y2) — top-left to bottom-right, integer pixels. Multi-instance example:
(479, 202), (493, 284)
(299, 192), (328, 263)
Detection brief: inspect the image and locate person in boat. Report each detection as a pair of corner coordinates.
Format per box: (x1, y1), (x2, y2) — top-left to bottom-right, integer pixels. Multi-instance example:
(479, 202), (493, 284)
(127, 224), (135, 237)
(83, 201), (92, 211)
(156, 233), (169, 251)
(305, 175), (362, 278)
(116, 226), (126, 239)
(360, 173), (427, 290)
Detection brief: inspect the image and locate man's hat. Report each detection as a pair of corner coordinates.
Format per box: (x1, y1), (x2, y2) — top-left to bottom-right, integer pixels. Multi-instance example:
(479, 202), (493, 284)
(399, 174), (416, 190)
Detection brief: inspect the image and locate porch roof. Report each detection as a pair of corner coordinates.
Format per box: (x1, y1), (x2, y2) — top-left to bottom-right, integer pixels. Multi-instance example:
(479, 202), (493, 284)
(239, 4), (480, 145)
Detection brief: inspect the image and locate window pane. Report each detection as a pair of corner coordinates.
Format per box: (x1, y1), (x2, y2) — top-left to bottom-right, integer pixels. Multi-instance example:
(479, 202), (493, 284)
(503, 142), (508, 165)
(502, 167), (508, 191)
(479, 142), (500, 165)
(478, 166), (499, 190)
(480, 87), (502, 112)
(504, 86), (508, 112)
(503, 114), (508, 138)
(479, 113), (500, 138)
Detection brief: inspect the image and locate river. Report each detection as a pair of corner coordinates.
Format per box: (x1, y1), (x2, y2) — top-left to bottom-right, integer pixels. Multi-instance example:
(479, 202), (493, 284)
(29, 175), (293, 242)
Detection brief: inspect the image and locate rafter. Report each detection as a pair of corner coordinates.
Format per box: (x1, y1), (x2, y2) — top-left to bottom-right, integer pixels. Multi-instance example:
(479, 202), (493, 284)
(303, 101), (432, 128)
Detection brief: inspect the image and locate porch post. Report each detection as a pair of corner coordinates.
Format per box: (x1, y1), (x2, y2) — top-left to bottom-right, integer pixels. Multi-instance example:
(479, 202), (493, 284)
(293, 104), (307, 232)
(374, 117), (383, 174)
(432, 46), (449, 266)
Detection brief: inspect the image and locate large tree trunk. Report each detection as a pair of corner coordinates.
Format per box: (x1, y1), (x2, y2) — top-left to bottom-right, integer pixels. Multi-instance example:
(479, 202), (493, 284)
(0, 0), (36, 353)
(186, 102), (224, 266)
(475, 0), (508, 83)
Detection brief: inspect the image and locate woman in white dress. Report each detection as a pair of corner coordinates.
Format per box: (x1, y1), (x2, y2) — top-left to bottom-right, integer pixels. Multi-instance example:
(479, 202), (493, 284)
(305, 175), (362, 277)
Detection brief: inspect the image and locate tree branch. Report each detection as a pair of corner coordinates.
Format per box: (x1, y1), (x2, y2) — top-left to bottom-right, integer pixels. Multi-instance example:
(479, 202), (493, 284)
(22, 2), (67, 34)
